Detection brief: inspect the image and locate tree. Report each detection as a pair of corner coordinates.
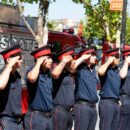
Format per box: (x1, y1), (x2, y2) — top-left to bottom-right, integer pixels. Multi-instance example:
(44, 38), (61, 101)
(72, 0), (122, 47)
(126, 17), (130, 44)
(77, 20), (84, 37)
(47, 20), (58, 31)
(1, 0), (55, 47)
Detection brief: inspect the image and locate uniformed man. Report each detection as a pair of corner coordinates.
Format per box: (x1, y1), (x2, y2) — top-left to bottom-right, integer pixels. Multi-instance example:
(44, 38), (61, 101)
(98, 48), (121, 130)
(71, 46), (98, 130)
(119, 47), (130, 130)
(51, 46), (75, 130)
(0, 44), (23, 130)
(24, 46), (53, 130)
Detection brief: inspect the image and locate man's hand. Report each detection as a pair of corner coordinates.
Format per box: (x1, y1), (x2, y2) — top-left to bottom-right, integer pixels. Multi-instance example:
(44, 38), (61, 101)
(81, 54), (91, 60)
(61, 55), (73, 64)
(7, 56), (21, 68)
(125, 56), (130, 64)
(36, 57), (47, 65)
(107, 56), (115, 64)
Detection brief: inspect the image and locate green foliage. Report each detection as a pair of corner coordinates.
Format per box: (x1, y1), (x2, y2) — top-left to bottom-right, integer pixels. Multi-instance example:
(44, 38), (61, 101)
(47, 20), (58, 31)
(72, 0), (83, 3)
(126, 17), (130, 44)
(73, 0), (122, 42)
(1, 0), (55, 4)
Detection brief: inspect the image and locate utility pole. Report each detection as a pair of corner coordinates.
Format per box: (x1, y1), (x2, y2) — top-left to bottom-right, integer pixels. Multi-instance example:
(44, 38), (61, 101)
(121, 0), (127, 48)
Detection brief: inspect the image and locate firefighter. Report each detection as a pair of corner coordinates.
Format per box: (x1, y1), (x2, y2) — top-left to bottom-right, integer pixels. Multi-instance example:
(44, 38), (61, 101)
(51, 46), (75, 130)
(0, 44), (23, 130)
(119, 47), (130, 130)
(98, 48), (121, 130)
(71, 46), (98, 130)
(24, 46), (53, 130)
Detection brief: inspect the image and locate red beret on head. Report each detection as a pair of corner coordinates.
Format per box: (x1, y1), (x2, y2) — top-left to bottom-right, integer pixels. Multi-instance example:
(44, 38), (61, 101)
(105, 48), (119, 57)
(79, 46), (96, 56)
(122, 45), (130, 56)
(31, 46), (51, 59)
(0, 44), (21, 59)
(57, 46), (74, 61)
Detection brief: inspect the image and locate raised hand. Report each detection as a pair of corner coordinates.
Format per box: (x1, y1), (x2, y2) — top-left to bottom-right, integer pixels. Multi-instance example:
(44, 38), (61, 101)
(36, 56), (47, 65)
(107, 56), (115, 64)
(7, 56), (21, 67)
(125, 56), (130, 64)
(81, 54), (91, 60)
(61, 55), (73, 64)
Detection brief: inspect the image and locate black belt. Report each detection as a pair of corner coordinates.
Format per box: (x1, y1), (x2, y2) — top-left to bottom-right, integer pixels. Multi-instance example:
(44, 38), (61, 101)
(76, 100), (96, 108)
(56, 105), (74, 112)
(29, 108), (52, 118)
(101, 98), (119, 104)
(0, 116), (22, 124)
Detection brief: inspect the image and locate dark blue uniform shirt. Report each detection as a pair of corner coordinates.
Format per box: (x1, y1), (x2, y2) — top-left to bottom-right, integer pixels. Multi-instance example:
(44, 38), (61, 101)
(53, 71), (75, 108)
(120, 67), (130, 96)
(75, 63), (98, 103)
(0, 69), (22, 117)
(26, 68), (53, 112)
(99, 66), (121, 99)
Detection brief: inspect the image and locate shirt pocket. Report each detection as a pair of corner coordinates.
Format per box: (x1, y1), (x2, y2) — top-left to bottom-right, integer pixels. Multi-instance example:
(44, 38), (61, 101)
(39, 77), (52, 94)
(82, 71), (90, 79)
(10, 82), (17, 89)
(10, 78), (22, 89)
(62, 76), (73, 85)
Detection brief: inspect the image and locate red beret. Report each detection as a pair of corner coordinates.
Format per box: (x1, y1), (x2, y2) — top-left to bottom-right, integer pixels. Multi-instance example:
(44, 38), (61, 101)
(31, 46), (51, 59)
(122, 45), (130, 56)
(105, 48), (119, 57)
(57, 47), (74, 61)
(0, 44), (21, 59)
(79, 46), (96, 56)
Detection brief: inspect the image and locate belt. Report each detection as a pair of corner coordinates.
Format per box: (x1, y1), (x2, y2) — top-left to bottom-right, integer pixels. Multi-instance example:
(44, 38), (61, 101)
(121, 94), (130, 98)
(76, 100), (96, 108)
(0, 116), (22, 124)
(101, 98), (119, 104)
(29, 108), (52, 118)
(56, 105), (74, 112)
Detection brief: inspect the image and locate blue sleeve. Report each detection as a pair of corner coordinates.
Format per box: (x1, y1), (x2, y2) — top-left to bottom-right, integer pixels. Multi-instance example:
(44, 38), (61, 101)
(24, 66), (34, 87)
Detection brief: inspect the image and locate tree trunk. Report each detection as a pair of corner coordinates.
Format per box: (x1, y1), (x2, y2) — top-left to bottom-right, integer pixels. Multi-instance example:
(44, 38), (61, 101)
(17, 0), (50, 48)
(116, 29), (121, 48)
(105, 22), (113, 47)
(37, 0), (49, 47)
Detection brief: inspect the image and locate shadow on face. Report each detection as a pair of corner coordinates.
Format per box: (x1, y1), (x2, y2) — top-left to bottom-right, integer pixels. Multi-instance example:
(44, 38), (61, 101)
(42, 56), (53, 69)
(113, 54), (120, 66)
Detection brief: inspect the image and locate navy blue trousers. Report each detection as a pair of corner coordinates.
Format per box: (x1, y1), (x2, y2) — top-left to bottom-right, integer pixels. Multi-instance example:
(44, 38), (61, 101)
(0, 117), (22, 130)
(53, 106), (73, 130)
(119, 95), (130, 130)
(24, 111), (53, 130)
(74, 103), (97, 130)
(99, 99), (120, 130)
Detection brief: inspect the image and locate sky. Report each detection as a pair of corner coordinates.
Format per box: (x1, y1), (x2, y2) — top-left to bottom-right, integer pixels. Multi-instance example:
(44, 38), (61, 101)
(23, 0), (130, 22)
(23, 0), (85, 21)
